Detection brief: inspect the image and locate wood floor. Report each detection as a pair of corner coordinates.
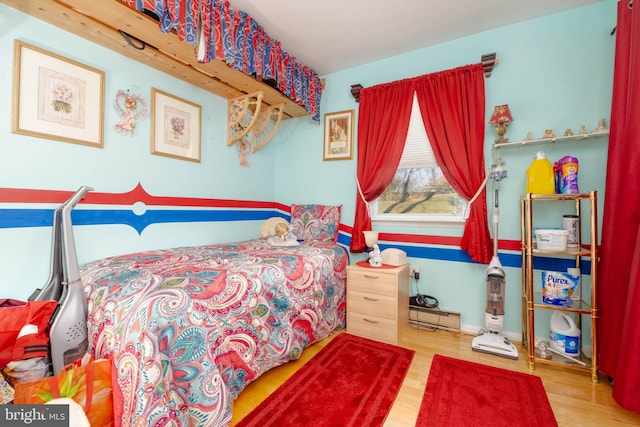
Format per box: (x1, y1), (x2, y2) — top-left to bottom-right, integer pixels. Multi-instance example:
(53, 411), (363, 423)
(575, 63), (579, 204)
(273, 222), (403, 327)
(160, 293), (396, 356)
(232, 327), (640, 426)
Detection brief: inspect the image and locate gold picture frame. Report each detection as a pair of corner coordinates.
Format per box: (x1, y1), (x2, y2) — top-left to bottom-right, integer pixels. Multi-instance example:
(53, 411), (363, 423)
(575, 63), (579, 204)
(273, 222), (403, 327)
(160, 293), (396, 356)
(150, 88), (202, 163)
(323, 109), (354, 161)
(12, 40), (105, 147)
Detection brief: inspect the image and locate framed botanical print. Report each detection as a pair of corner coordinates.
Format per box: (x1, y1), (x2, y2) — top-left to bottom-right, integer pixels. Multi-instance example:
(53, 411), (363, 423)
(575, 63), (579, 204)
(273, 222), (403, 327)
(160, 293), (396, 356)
(150, 88), (202, 162)
(323, 109), (354, 161)
(12, 40), (105, 147)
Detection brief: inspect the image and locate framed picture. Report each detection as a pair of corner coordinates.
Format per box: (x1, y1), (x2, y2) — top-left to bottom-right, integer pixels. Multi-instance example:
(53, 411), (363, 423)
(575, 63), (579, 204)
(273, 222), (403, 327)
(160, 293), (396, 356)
(12, 40), (105, 147)
(151, 88), (202, 163)
(323, 109), (354, 161)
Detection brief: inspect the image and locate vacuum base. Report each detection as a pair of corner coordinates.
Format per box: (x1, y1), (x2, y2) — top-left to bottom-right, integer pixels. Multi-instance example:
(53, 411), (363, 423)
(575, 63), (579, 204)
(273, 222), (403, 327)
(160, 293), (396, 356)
(472, 332), (519, 360)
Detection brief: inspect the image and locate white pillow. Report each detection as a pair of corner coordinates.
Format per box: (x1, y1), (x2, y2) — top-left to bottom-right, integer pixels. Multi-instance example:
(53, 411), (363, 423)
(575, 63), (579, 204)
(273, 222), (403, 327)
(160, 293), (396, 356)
(261, 217), (289, 238)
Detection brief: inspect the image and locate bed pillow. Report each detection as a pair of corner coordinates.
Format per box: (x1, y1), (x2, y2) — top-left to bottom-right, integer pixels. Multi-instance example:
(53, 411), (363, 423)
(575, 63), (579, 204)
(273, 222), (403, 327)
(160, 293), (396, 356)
(290, 204), (341, 242)
(261, 217), (289, 238)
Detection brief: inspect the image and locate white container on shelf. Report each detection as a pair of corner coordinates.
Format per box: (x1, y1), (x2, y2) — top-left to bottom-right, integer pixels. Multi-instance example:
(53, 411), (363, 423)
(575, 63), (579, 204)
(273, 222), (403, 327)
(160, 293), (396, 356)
(563, 215), (580, 247)
(550, 311), (581, 356)
(567, 267), (581, 301)
(536, 229), (569, 250)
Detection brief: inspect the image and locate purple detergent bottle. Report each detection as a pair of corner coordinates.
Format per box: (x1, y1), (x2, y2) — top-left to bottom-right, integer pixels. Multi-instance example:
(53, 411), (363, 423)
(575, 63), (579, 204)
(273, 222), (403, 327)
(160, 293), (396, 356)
(559, 156), (579, 194)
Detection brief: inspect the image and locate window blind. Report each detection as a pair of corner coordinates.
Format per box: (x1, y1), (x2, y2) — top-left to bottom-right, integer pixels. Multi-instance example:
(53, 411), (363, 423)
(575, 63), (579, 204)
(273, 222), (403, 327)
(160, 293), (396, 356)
(398, 92), (437, 169)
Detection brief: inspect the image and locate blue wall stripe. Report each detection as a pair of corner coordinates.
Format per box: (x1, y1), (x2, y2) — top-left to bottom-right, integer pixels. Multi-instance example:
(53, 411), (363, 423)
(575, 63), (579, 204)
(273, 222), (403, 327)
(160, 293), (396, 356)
(375, 242), (591, 274)
(0, 208), (288, 234)
(0, 209), (54, 227)
(1, 208), (591, 273)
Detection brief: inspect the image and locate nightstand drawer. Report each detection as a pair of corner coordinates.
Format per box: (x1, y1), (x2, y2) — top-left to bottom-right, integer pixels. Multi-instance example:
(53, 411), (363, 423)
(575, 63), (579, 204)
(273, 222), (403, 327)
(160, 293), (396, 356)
(348, 290), (395, 319)
(347, 312), (397, 344)
(348, 269), (397, 297)
(346, 263), (409, 345)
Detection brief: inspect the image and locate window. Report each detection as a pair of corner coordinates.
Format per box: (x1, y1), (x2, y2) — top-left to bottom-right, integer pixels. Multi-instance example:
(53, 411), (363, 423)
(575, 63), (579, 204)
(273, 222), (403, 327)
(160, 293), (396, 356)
(371, 93), (467, 226)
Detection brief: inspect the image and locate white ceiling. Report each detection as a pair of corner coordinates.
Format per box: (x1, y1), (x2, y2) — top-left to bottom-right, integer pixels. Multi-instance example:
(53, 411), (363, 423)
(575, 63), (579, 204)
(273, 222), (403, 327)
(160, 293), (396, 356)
(227, 0), (602, 75)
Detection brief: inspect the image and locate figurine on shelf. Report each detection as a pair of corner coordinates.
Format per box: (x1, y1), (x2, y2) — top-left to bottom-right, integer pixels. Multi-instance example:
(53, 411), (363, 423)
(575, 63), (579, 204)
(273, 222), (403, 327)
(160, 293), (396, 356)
(564, 128), (574, 137)
(578, 125), (587, 135)
(595, 118), (608, 133)
(524, 131), (533, 141)
(543, 129), (556, 139)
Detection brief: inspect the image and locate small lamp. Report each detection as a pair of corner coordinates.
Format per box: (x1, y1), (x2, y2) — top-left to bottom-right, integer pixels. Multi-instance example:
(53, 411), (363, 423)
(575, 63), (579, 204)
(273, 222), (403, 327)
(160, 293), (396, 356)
(363, 231), (382, 267)
(489, 105), (514, 144)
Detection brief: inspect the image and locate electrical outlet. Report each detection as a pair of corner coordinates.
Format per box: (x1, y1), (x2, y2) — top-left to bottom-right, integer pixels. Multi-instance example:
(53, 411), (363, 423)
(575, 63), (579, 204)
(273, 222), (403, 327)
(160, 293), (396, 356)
(410, 265), (420, 280)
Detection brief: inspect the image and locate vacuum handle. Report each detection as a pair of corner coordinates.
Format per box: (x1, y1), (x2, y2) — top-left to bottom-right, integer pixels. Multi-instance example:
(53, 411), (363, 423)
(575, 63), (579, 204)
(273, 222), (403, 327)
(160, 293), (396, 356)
(61, 186), (93, 286)
(62, 185), (93, 210)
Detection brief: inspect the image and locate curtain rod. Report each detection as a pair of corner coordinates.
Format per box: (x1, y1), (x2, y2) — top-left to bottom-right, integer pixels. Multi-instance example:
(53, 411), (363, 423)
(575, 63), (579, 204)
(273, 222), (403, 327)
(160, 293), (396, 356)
(349, 53), (498, 102)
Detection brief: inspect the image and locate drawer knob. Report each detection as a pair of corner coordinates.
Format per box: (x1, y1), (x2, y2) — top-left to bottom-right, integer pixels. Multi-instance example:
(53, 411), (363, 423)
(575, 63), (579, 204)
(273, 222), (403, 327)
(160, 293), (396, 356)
(364, 296), (379, 302)
(363, 274), (379, 279)
(363, 318), (380, 324)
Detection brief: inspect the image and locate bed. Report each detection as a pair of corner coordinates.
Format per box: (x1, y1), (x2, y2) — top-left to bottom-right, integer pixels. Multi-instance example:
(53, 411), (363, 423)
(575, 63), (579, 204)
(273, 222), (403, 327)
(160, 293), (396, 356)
(80, 205), (347, 427)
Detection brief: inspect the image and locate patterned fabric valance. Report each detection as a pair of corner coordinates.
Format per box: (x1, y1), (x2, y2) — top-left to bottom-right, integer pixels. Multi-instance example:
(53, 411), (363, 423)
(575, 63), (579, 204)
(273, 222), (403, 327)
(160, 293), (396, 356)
(124, 0), (322, 122)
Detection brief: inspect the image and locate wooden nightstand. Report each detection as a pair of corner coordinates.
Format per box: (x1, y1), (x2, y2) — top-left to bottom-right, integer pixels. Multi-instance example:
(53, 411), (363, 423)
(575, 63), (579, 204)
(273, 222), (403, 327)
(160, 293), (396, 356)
(346, 262), (409, 345)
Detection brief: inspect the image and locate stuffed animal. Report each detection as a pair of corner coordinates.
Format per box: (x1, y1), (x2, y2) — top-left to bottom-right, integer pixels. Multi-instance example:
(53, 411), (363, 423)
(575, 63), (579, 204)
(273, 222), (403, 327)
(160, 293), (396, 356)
(264, 221), (298, 247)
(274, 222), (297, 243)
(261, 217), (298, 246)
(261, 217), (289, 238)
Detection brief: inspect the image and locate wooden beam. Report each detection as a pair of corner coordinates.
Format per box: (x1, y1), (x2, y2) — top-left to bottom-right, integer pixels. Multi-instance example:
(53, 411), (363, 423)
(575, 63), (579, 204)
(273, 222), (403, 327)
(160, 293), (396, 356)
(1, 0), (309, 119)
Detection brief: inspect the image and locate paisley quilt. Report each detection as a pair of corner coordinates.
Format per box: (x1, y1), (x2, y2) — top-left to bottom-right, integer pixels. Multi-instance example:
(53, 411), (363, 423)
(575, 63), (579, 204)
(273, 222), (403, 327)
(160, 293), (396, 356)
(80, 238), (348, 426)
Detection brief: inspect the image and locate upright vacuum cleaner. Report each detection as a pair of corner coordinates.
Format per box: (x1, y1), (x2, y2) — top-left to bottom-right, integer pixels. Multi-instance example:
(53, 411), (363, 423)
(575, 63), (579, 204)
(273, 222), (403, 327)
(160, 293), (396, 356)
(471, 159), (519, 360)
(31, 186), (93, 374)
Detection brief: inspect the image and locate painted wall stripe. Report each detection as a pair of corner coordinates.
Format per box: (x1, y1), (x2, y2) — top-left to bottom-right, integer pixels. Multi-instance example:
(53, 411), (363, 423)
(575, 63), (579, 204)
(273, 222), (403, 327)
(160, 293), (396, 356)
(0, 183), (286, 209)
(0, 208), (288, 234)
(0, 185), (591, 273)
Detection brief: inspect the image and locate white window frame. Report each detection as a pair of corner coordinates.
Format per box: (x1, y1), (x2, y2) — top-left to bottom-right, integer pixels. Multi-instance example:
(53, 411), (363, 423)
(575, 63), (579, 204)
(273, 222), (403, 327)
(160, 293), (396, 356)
(371, 93), (467, 228)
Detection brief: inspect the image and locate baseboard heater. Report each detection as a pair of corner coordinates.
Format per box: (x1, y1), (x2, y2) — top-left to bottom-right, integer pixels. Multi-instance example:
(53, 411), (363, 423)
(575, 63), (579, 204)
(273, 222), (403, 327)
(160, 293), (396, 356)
(409, 304), (461, 333)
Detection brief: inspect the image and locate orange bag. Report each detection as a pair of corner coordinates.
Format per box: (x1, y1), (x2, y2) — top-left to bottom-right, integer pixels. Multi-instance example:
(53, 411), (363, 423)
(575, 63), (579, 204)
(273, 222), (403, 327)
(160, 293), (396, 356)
(14, 358), (114, 427)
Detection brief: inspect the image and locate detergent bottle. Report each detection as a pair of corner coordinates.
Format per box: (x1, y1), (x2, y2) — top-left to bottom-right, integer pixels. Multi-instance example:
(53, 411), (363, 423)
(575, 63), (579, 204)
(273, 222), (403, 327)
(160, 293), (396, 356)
(558, 155), (579, 194)
(526, 151), (555, 194)
(549, 311), (581, 356)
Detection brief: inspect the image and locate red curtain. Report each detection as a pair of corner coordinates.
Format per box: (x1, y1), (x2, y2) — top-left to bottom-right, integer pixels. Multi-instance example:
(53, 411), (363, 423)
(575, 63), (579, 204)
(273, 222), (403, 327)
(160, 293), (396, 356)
(599, 0), (640, 413)
(350, 80), (415, 252)
(415, 64), (492, 263)
(351, 64), (492, 264)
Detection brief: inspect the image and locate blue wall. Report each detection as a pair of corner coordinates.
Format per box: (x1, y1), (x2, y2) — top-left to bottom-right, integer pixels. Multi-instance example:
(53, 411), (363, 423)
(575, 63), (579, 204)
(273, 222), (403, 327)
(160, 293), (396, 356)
(0, 4), (279, 299)
(0, 2), (616, 339)
(272, 1), (615, 338)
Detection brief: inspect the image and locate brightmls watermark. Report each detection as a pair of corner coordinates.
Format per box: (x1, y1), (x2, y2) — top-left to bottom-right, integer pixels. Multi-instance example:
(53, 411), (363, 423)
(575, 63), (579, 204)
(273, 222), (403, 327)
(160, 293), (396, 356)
(1, 405), (69, 426)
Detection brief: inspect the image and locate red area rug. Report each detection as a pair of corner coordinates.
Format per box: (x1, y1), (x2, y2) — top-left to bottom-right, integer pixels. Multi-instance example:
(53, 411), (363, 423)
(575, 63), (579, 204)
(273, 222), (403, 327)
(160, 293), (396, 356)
(417, 354), (557, 426)
(236, 332), (414, 426)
